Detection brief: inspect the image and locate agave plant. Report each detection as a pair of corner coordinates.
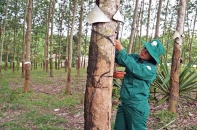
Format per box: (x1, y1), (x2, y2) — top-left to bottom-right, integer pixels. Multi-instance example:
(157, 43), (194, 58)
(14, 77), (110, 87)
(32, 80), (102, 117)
(151, 59), (197, 105)
(112, 78), (122, 99)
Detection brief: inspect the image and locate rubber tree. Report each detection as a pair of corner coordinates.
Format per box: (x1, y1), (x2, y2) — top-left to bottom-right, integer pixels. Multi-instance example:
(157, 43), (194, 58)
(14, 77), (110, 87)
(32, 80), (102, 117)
(76, 0), (84, 77)
(22, 0), (27, 77)
(66, 0), (78, 94)
(49, 0), (55, 77)
(44, 0), (51, 72)
(127, 0), (139, 54)
(84, 0), (119, 129)
(24, 0), (32, 92)
(0, 0), (9, 75)
(168, 0), (187, 113)
(154, 0), (162, 39)
(146, 0), (152, 41)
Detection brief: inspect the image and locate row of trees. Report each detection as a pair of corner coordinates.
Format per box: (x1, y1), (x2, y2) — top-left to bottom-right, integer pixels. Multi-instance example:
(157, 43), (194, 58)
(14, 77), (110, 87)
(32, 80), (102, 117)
(0, 0), (196, 72)
(0, 0), (196, 129)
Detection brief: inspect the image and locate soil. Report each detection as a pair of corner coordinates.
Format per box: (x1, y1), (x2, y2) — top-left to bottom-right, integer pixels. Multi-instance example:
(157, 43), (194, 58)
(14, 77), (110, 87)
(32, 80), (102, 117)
(2, 75), (196, 130)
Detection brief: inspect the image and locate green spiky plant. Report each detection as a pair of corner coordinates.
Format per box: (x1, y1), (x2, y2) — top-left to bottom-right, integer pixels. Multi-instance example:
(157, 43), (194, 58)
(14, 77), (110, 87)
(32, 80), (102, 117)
(151, 59), (197, 105)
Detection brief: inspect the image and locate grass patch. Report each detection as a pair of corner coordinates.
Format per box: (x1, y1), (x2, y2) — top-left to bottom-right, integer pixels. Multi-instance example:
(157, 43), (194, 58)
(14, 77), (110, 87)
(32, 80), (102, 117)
(0, 68), (83, 129)
(153, 110), (177, 129)
(0, 110), (66, 129)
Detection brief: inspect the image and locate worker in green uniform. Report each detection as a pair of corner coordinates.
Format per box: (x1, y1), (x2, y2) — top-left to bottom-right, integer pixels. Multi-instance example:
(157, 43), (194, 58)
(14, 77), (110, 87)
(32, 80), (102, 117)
(114, 39), (165, 130)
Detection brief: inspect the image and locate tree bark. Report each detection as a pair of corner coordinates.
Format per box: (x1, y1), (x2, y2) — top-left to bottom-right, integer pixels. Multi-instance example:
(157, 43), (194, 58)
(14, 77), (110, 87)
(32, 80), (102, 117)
(138, 0), (144, 53)
(188, 7), (196, 62)
(168, 0), (187, 113)
(22, 0), (27, 77)
(49, 0), (55, 77)
(66, 0), (78, 94)
(165, 15), (173, 61)
(76, 0), (84, 77)
(127, 0), (139, 54)
(44, 0), (51, 72)
(146, 0), (152, 41)
(162, 0), (169, 45)
(13, 0), (18, 72)
(84, 1), (118, 129)
(0, 0), (9, 75)
(65, 2), (71, 72)
(83, 24), (88, 69)
(154, 0), (162, 39)
(24, 0), (32, 93)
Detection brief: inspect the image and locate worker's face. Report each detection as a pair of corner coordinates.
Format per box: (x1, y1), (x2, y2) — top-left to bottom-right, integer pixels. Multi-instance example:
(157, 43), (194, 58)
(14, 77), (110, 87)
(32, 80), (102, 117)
(139, 47), (152, 61)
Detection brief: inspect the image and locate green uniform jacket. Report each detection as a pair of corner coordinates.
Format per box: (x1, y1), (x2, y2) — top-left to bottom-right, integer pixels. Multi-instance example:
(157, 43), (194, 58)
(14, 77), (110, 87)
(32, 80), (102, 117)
(115, 49), (157, 105)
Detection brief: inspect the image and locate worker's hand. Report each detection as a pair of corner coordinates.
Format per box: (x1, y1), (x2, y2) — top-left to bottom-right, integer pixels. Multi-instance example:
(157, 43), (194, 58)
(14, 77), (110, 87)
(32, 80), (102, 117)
(115, 39), (123, 51)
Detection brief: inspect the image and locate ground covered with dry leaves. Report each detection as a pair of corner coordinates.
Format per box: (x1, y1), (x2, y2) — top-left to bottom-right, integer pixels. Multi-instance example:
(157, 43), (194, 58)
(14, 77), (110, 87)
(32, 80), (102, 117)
(32, 75), (197, 130)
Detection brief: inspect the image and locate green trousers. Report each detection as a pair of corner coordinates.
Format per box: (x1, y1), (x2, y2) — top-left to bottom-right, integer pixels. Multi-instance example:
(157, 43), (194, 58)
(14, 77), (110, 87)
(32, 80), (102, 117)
(114, 102), (149, 130)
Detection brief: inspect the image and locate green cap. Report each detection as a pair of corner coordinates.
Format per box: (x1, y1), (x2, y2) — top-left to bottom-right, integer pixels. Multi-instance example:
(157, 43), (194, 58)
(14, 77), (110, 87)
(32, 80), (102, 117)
(142, 39), (165, 64)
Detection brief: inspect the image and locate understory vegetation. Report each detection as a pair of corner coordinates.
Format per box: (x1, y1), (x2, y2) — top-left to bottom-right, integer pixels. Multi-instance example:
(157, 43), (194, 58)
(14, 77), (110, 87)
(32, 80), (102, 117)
(0, 68), (196, 129)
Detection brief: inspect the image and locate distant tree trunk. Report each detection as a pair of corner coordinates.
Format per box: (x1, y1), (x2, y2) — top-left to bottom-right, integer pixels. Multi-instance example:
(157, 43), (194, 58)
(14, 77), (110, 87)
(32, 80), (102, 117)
(154, 0), (162, 39)
(57, 3), (64, 70)
(168, 0), (186, 113)
(162, 0), (169, 45)
(65, 2), (71, 72)
(30, 20), (34, 72)
(190, 8), (197, 99)
(13, 0), (18, 73)
(185, 2), (191, 63)
(83, 24), (88, 69)
(0, 0), (9, 75)
(128, 0), (139, 54)
(138, 0), (144, 53)
(132, 31), (138, 53)
(24, 0), (32, 93)
(133, 9), (140, 53)
(4, 50), (8, 70)
(84, 1), (118, 129)
(76, 0), (84, 77)
(165, 15), (173, 61)
(6, 32), (11, 71)
(146, 0), (152, 41)
(49, 0), (55, 77)
(44, 0), (51, 72)
(66, 0), (78, 94)
(151, 2), (158, 38)
(188, 8), (196, 62)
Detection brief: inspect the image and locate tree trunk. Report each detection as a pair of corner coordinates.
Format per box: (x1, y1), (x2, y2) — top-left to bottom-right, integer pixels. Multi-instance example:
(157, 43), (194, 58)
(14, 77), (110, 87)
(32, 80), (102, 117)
(66, 0), (78, 94)
(165, 15), (173, 61)
(168, 0), (187, 113)
(154, 0), (162, 39)
(49, 0), (55, 77)
(13, 0), (18, 73)
(84, 1), (118, 129)
(4, 50), (8, 71)
(162, 0), (169, 45)
(146, 0), (152, 41)
(83, 24), (88, 69)
(65, 2), (71, 72)
(44, 0), (51, 72)
(188, 7), (196, 63)
(138, 0), (144, 53)
(57, 3), (64, 70)
(22, 0), (27, 77)
(151, 2), (158, 38)
(0, 0), (9, 75)
(127, 0), (139, 54)
(76, 0), (84, 77)
(24, 0), (32, 93)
